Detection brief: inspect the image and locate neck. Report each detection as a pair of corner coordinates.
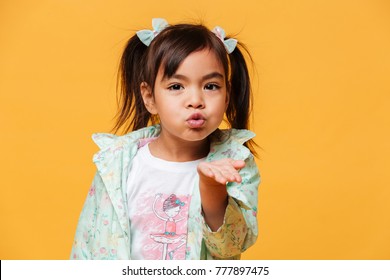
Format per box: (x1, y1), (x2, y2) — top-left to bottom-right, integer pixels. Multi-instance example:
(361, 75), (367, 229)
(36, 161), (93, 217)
(148, 135), (209, 162)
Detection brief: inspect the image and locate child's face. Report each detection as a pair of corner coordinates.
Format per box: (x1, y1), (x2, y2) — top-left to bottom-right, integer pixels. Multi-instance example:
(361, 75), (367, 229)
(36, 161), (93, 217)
(142, 49), (228, 145)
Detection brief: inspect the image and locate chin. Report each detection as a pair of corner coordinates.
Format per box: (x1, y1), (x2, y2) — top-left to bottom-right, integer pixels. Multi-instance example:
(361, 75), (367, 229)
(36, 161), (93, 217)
(182, 131), (210, 142)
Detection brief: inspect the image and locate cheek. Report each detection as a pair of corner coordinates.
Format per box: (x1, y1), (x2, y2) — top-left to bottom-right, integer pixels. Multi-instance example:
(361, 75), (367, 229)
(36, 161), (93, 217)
(215, 97), (229, 115)
(155, 95), (180, 110)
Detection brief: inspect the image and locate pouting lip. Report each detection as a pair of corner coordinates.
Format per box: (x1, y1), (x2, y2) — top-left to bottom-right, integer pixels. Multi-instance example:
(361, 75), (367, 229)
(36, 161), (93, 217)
(186, 113), (205, 121)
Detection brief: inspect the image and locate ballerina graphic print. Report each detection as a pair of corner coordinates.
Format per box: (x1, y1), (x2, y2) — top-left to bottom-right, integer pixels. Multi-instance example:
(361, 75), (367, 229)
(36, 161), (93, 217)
(129, 191), (191, 260)
(150, 194), (188, 260)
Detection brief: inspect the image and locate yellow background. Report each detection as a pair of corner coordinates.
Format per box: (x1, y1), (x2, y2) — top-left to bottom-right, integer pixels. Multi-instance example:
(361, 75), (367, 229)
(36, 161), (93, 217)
(1, 0), (389, 259)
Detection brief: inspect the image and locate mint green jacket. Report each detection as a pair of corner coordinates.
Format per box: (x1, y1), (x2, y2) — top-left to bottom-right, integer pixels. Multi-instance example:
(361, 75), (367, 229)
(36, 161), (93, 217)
(70, 125), (260, 260)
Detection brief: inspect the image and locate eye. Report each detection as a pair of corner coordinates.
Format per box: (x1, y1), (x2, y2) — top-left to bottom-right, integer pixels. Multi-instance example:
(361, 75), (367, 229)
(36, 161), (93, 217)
(204, 83), (221, 91)
(168, 84), (184, 91)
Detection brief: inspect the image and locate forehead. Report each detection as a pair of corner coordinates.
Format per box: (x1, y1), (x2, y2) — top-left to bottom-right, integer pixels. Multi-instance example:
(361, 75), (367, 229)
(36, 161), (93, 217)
(159, 48), (225, 80)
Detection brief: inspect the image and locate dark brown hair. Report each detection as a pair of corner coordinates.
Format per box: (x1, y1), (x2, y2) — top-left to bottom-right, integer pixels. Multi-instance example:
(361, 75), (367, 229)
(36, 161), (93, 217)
(113, 22), (255, 152)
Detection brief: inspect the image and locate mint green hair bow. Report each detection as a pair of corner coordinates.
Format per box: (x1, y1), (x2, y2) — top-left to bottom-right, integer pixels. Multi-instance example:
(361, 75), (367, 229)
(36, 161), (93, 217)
(212, 26), (237, 54)
(136, 18), (169, 46)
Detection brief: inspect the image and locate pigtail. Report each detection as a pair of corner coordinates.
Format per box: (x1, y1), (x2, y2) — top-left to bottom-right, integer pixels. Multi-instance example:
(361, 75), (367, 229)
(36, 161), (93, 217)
(227, 42), (258, 156)
(113, 35), (150, 134)
(227, 42), (252, 130)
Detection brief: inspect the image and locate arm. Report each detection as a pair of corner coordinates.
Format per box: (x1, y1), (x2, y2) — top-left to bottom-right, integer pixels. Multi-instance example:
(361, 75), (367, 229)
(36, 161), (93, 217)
(152, 193), (167, 221)
(198, 155), (260, 259)
(70, 172), (101, 259)
(198, 159), (245, 231)
(70, 172), (129, 259)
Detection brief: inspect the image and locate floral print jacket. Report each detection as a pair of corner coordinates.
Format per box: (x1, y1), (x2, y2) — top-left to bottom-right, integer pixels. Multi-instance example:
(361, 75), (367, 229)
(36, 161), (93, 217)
(70, 125), (260, 260)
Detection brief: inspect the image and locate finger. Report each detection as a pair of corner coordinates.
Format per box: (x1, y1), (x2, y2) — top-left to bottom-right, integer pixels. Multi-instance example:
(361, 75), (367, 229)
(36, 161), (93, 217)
(197, 163), (215, 178)
(198, 160), (244, 183)
(203, 166), (231, 185)
(220, 166), (241, 182)
(211, 164), (243, 184)
(233, 173), (242, 183)
(221, 169), (242, 183)
(232, 160), (246, 170)
(211, 169), (231, 185)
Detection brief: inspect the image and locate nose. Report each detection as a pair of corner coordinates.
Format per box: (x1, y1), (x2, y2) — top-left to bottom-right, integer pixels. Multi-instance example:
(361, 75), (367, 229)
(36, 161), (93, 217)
(186, 89), (205, 109)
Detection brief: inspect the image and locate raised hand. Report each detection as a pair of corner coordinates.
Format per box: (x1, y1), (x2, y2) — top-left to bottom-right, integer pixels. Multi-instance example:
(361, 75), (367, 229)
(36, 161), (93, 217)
(197, 158), (246, 231)
(197, 159), (246, 186)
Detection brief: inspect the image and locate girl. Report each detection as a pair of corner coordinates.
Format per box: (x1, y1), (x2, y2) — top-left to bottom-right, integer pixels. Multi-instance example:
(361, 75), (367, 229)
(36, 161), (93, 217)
(71, 18), (260, 260)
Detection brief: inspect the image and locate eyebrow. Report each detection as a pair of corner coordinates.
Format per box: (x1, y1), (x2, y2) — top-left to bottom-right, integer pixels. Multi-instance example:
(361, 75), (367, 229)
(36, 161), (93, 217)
(166, 72), (225, 82)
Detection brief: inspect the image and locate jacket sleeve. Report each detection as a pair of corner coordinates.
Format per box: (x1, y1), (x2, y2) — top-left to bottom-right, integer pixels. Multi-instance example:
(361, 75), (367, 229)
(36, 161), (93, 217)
(71, 170), (131, 260)
(70, 172), (102, 259)
(201, 154), (260, 259)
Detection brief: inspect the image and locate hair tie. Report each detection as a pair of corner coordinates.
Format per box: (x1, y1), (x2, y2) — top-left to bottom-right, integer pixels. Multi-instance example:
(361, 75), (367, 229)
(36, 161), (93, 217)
(212, 26), (237, 54)
(136, 18), (169, 46)
(175, 199), (185, 207)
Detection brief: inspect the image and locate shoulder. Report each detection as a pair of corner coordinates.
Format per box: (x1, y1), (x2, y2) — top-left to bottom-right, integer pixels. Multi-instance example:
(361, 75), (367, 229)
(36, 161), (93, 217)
(216, 129), (256, 145)
(91, 125), (161, 150)
(208, 128), (256, 161)
(91, 125), (161, 166)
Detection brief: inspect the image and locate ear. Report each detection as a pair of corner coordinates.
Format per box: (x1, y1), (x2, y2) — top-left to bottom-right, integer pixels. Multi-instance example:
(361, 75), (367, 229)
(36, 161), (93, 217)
(140, 82), (158, 114)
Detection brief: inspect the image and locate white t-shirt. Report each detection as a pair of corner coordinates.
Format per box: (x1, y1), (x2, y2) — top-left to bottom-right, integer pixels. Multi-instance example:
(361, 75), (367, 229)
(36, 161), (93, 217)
(126, 143), (205, 260)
